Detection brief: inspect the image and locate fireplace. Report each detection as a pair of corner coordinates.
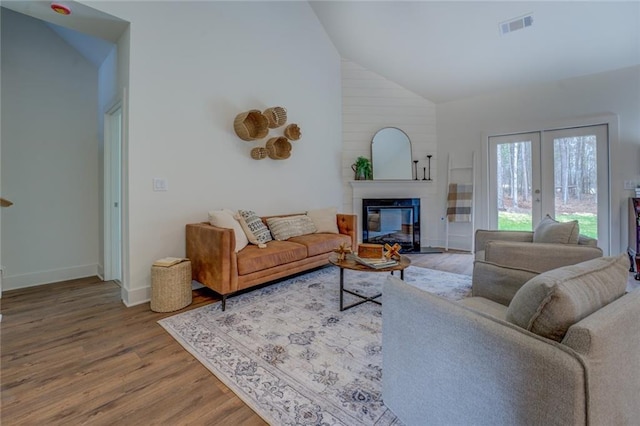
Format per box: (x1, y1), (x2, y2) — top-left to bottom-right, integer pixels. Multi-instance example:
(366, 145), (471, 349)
(362, 198), (420, 252)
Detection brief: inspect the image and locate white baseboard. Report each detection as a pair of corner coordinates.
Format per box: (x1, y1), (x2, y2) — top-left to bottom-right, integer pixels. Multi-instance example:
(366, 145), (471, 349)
(96, 263), (104, 281)
(121, 281), (202, 307)
(3, 264), (99, 291)
(121, 285), (150, 307)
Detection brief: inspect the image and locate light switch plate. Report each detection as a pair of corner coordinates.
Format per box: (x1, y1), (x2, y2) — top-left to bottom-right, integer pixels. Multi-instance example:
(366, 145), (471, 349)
(153, 178), (168, 191)
(624, 180), (636, 190)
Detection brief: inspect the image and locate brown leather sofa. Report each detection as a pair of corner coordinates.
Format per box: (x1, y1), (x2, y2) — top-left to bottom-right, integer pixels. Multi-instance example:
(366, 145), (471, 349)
(186, 213), (357, 310)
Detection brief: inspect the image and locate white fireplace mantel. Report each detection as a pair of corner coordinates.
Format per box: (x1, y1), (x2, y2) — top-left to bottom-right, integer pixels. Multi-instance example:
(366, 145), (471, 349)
(349, 180), (437, 246)
(350, 179), (434, 191)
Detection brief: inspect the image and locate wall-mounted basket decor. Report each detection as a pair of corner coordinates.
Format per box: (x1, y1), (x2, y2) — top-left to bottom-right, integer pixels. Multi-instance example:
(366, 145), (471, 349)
(234, 110), (269, 141)
(250, 147), (269, 160)
(284, 123), (301, 141)
(266, 136), (292, 160)
(263, 106), (287, 129)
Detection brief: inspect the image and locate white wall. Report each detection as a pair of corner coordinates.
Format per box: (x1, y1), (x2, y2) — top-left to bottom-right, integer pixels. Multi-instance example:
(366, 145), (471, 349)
(436, 65), (640, 253)
(84, 1), (343, 305)
(341, 60), (438, 245)
(1, 9), (100, 289)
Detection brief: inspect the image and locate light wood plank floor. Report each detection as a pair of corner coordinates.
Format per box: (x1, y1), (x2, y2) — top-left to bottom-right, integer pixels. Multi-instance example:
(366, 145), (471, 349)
(0, 251), (473, 425)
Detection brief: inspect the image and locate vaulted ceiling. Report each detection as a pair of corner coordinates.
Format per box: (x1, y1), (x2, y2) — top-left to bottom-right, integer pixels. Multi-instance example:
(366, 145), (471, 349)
(310, 1), (640, 103)
(3, 1), (639, 104)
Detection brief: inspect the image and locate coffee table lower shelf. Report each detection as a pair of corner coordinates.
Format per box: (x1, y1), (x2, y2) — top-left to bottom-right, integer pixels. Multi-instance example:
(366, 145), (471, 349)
(339, 268), (406, 311)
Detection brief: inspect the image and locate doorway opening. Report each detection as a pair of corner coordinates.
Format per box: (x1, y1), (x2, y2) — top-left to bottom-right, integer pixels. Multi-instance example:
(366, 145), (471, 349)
(104, 103), (122, 283)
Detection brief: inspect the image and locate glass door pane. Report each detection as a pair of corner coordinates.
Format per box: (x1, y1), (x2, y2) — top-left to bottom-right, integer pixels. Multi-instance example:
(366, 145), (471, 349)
(542, 125), (609, 252)
(552, 135), (597, 237)
(489, 132), (541, 230)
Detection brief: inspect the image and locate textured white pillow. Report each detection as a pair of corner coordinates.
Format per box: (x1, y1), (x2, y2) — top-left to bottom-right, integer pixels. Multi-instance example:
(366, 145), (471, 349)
(208, 209), (248, 252)
(235, 213), (267, 248)
(238, 210), (273, 245)
(306, 207), (339, 234)
(533, 214), (579, 244)
(506, 255), (628, 342)
(266, 215), (317, 241)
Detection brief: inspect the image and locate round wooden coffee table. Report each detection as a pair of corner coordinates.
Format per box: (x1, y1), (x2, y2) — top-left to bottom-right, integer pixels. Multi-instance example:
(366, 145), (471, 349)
(329, 254), (411, 311)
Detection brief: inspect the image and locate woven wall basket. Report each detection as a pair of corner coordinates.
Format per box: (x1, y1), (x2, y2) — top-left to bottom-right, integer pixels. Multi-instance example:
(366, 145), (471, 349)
(250, 147), (269, 160)
(234, 110), (269, 141)
(284, 123), (301, 141)
(263, 106), (287, 129)
(266, 136), (292, 160)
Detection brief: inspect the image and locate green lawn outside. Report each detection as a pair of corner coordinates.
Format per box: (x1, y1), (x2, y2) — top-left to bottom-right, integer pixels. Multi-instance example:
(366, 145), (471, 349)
(498, 212), (597, 239)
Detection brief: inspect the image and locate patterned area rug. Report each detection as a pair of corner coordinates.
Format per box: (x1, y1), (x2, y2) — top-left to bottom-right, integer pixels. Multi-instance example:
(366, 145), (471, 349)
(159, 266), (471, 425)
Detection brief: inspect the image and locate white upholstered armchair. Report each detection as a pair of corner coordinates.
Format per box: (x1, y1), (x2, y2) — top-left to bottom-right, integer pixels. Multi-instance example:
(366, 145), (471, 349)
(473, 223), (603, 305)
(383, 255), (640, 425)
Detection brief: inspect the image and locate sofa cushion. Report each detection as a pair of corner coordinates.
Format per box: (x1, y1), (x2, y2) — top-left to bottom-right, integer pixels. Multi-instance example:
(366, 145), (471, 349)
(306, 207), (339, 234)
(266, 215), (316, 241)
(288, 233), (352, 257)
(458, 297), (508, 321)
(238, 210), (273, 245)
(472, 260), (539, 306)
(237, 240), (307, 275)
(506, 254), (628, 342)
(208, 209), (248, 252)
(533, 214), (579, 244)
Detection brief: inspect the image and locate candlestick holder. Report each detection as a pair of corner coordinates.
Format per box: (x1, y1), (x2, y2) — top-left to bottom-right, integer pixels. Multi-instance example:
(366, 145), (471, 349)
(426, 155), (433, 181)
(413, 160), (419, 180)
(422, 167), (427, 180)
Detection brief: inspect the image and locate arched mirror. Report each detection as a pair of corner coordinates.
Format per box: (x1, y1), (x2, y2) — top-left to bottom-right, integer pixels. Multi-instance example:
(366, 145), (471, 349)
(371, 127), (412, 180)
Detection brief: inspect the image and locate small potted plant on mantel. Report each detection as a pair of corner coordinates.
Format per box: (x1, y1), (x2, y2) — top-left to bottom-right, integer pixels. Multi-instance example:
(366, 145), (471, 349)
(351, 156), (373, 180)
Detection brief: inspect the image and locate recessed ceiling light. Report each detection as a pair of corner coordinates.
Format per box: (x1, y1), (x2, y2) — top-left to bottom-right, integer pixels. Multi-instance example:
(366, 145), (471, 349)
(50, 3), (72, 16)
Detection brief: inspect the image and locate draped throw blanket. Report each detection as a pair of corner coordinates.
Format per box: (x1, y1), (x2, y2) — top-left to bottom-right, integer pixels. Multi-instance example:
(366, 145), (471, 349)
(447, 183), (473, 222)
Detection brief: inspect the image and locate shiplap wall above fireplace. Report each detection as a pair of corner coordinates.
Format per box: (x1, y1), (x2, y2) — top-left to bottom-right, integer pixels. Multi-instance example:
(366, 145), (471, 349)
(340, 60), (437, 216)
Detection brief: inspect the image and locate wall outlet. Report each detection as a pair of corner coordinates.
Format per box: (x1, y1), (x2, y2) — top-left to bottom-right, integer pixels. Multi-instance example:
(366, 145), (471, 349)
(624, 180), (637, 190)
(152, 178), (168, 191)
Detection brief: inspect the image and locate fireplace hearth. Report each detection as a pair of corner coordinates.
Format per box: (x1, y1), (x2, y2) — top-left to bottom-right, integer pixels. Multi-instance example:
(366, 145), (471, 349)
(362, 198), (420, 252)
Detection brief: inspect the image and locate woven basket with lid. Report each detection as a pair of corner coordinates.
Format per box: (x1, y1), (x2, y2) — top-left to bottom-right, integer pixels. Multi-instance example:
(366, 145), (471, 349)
(150, 260), (192, 312)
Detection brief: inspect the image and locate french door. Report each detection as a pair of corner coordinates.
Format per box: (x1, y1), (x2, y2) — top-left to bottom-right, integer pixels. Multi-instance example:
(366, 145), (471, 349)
(489, 124), (609, 253)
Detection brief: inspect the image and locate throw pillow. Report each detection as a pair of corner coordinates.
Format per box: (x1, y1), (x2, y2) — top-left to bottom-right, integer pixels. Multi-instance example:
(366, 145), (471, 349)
(505, 254), (628, 342)
(235, 213), (267, 248)
(238, 210), (273, 245)
(208, 209), (248, 252)
(266, 215), (317, 241)
(533, 214), (579, 244)
(306, 207), (339, 234)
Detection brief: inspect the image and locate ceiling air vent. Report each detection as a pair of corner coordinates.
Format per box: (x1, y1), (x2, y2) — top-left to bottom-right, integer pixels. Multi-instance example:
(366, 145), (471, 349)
(500, 13), (533, 35)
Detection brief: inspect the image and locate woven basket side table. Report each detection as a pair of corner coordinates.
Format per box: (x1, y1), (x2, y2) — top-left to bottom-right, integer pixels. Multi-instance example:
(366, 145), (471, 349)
(151, 260), (192, 312)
